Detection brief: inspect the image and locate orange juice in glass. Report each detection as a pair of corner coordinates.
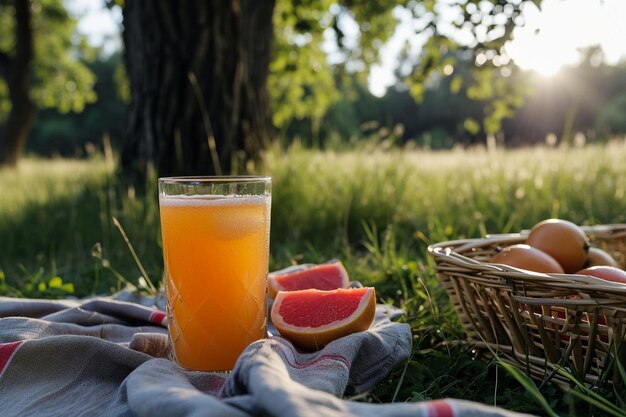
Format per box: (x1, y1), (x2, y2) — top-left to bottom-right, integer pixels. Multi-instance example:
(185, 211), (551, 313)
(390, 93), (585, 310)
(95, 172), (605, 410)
(158, 177), (271, 371)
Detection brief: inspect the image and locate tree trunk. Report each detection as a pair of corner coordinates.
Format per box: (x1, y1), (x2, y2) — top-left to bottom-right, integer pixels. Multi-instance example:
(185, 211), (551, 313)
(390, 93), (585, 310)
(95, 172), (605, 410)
(0, 0), (36, 168)
(121, 0), (276, 180)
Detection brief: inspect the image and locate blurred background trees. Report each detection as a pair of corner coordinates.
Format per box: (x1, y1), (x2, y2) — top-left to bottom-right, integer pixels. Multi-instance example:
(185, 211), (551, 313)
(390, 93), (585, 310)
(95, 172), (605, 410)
(0, 0), (96, 166)
(1, 0), (626, 172)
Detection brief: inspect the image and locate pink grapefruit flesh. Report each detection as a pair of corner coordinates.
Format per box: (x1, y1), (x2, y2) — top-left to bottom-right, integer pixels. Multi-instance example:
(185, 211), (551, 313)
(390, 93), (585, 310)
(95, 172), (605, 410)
(267, 261), (350, 299)
(271, 287), (376, 350)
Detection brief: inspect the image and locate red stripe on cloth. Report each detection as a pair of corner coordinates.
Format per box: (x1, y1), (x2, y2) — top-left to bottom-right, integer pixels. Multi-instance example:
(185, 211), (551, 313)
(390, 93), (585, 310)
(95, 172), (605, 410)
(148, 311), (167, 326)
(427, 399), (454, 417)
(0, 341), (23, 375)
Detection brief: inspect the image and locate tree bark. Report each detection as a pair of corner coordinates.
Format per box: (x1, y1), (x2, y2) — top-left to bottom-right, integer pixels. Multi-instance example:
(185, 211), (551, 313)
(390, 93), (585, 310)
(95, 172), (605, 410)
(121, 0), (276, 179)
(0, 0), (36, 167)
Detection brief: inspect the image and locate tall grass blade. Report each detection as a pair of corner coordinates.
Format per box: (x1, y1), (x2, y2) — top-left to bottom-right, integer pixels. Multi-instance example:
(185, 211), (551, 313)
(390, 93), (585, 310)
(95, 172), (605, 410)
(101, 260), (136, 291)
(112, 217), (157, 293)
(552, 365), (626, 417)
(567, 389), (626, 417)
(391, 352), (412, 403)
(613, 341), (626, 385)
(497, 360), (560, 417)
(188, 71), (222, 175)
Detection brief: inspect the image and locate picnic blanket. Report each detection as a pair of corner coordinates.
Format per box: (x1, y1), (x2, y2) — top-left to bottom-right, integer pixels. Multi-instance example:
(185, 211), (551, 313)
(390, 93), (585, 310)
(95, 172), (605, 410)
(0, 290), (535, 417)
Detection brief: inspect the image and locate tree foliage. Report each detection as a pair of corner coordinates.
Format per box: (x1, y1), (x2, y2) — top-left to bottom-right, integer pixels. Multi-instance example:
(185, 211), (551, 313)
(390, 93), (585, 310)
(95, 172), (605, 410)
(0, 0), (96, 119)
(28, 52), (127, 156)
(0, 0), (96, 166)
(270, 0), (542, 137)
(269, 0), (339, 130)
(269, 0), (399, 131)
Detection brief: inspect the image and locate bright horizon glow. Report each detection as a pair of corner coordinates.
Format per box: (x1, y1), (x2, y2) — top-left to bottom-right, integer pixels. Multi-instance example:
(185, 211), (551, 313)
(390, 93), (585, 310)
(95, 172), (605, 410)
(505, 0), (626, 77)
(66, 0), (122, 55)
(369, 0), (626, 94)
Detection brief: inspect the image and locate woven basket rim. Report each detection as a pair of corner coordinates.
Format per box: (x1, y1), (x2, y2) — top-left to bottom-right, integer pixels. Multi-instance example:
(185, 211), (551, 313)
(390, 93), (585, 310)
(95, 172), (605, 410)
(427, 223), (626, 294)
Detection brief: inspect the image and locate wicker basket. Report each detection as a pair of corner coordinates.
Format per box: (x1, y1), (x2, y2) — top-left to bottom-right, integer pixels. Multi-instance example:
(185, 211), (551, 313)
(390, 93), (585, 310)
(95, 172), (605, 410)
(428, 224), (626, 387)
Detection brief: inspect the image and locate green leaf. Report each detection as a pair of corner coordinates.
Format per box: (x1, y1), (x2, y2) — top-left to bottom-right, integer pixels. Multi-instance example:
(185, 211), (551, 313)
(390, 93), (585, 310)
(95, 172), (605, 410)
(409, 83), (425, 102)
(463, 118), (480, 135)
(61, 283), (75, 293)
(48, 276), (63, 288)
(450, 75), (463, 94)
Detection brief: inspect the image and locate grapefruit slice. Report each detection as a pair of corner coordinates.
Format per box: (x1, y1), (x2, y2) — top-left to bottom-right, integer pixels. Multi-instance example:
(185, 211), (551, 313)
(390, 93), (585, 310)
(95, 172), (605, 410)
(270, 287), (376, 350)
(267, 260), (350, 299)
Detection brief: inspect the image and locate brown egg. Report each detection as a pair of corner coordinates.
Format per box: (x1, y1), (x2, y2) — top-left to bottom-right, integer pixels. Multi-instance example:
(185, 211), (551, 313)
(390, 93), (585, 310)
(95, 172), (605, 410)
(576, 266), (626, 284)
(490, 244), (565, 274)
(585, 247), (620, 268)
(526, 219), (590, 273)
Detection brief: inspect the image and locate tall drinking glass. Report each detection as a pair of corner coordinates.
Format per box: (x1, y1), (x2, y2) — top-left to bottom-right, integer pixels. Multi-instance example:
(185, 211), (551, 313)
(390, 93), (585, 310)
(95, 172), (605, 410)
(158, 176), (271, 371)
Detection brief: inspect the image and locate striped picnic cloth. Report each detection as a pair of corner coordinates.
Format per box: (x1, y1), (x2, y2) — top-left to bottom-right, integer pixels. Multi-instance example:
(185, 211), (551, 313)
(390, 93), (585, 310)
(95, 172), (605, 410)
(0, 290), (535, 417)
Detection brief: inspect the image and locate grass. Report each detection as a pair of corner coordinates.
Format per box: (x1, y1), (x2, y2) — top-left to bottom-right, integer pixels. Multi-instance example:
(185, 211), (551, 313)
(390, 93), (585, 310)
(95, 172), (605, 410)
(1, 140), (626, 415)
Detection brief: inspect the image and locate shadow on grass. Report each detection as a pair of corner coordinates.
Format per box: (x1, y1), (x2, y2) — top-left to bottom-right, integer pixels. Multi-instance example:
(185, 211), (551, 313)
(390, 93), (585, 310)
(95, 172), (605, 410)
(0, 178), (164, 297)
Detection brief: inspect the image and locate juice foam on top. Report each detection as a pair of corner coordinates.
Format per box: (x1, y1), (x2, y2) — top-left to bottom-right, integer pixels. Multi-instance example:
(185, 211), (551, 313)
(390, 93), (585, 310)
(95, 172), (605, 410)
(159, 194), (270, 207)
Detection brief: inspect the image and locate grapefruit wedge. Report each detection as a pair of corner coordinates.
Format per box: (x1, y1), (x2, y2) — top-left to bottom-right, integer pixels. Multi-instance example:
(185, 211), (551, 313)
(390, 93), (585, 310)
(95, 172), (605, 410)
(271, 287), (376, 350)
(267, 260), (350, 299)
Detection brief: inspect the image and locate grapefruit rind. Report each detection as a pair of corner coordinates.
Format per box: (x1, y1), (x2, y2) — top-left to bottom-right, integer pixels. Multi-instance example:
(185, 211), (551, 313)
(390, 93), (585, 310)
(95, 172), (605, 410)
(576, 266), (626, 285)
(267, 260), (350, 299)
(526, 219), (590, 273)
(270, 287), (376, 351)
(585, 247), (620, 268)
(490, 244), (564, 274)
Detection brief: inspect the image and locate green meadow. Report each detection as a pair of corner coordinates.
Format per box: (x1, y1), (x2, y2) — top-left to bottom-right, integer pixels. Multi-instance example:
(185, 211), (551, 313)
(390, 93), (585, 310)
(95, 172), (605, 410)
(1, 141), (626, 416)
